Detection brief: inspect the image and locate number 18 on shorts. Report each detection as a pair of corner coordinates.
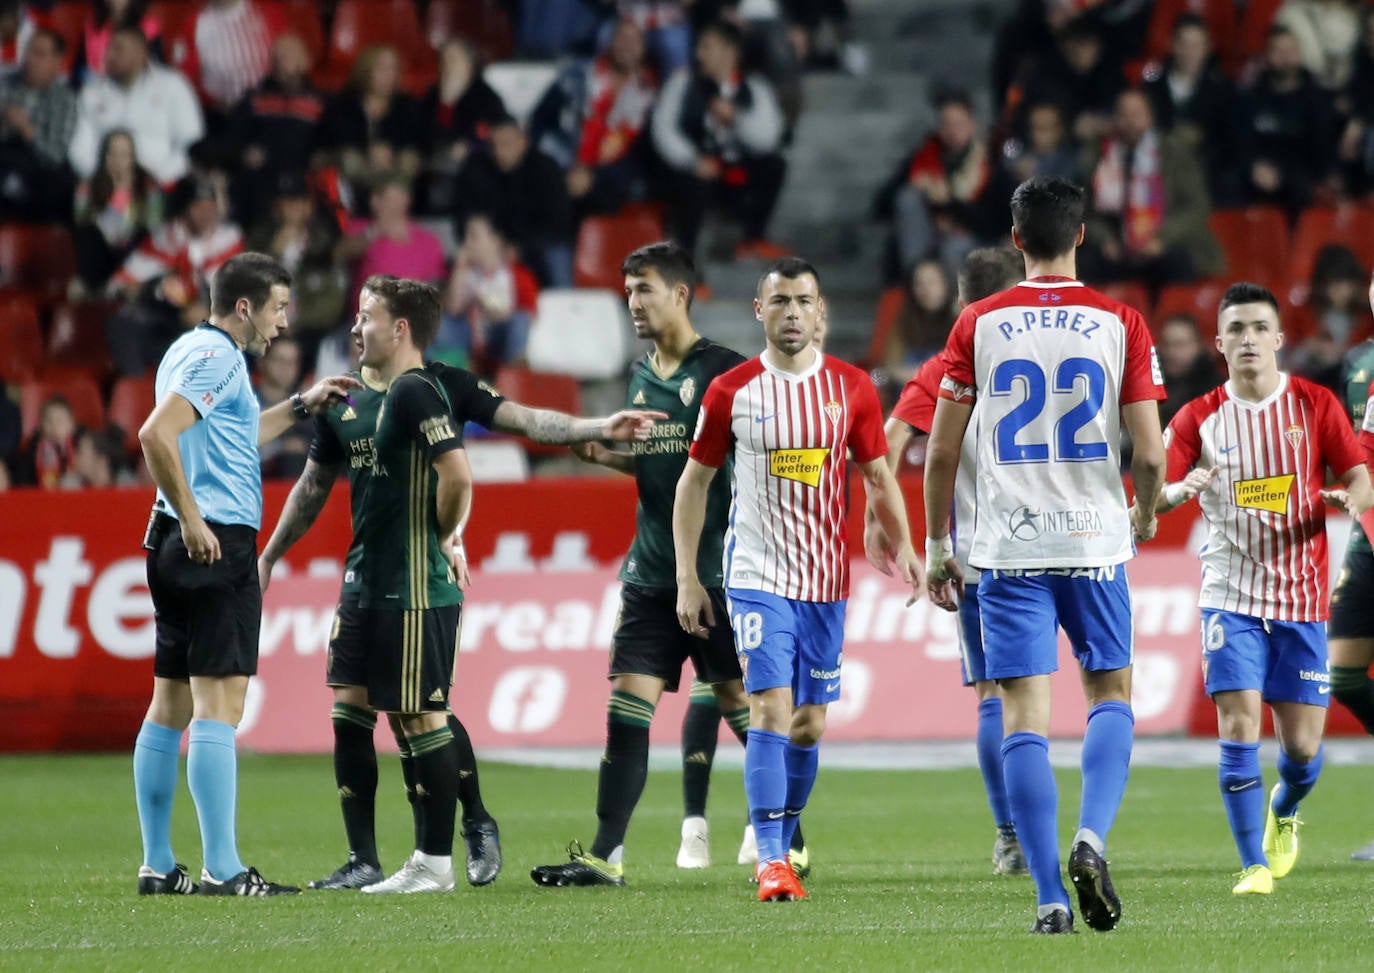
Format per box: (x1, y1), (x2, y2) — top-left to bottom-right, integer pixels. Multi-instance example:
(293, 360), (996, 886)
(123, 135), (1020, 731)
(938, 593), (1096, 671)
(726, 588), (847, 704)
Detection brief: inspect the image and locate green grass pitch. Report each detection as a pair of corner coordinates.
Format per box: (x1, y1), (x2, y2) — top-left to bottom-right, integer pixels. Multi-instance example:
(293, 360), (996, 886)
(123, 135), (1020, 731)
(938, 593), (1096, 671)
(4, 752), (1373, 971)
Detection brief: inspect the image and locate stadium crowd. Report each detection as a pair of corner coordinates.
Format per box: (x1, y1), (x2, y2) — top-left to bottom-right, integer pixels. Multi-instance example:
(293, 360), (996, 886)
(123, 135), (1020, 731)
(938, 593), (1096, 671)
(3, 0), (1374, 491)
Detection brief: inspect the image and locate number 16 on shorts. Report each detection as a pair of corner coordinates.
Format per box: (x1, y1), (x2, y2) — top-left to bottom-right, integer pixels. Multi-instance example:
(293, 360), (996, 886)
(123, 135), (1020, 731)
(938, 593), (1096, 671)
(726, 588), (848, 705)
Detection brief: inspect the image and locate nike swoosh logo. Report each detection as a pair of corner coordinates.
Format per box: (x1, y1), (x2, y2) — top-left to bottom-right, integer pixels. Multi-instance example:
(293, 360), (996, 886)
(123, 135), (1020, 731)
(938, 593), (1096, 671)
(754, 414), (776, 423)
(767, 810), (785, 820)
(1219, 445), (1239, 455)
(824, 682), (840, 693)
(1226, 781), (1259, 793)
(1319, 686), (1331, 695)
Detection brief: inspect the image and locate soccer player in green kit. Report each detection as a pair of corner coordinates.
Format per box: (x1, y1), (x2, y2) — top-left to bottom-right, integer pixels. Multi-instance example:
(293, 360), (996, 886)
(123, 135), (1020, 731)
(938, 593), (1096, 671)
(531, 242), (765, 887)
(260, 276), (663, 891)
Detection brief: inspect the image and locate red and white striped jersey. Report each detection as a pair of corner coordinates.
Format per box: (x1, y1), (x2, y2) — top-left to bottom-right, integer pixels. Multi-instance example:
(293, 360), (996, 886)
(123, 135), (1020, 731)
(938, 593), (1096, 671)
(690, 352), (887, 602)
(892, 354), (981, 580)
(940, 277), (1165, 569)
(1166, 374), (1365, 621)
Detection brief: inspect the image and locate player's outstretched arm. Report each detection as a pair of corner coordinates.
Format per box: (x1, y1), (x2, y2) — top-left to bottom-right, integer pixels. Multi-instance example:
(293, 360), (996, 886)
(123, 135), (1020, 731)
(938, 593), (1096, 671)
(488, 400), (667, 446)
(672, 458), (718, 638)
(922, 395), (973, 610)
(1123, 399), (1167, 542)
(259, 375), (363, 445)
(140, 391), (220, 565)
(858, 456), (924, 605)
(258, 457), (343, 591)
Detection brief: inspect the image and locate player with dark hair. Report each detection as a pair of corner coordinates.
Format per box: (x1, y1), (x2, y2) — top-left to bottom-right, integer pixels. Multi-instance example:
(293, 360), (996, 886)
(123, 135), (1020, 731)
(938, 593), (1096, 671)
(1154, 281), (1373, 894)
(924, 177), (1167, 933)
(260, 275), (663, 891)
(875, 246), (1027, 876)
(530, 241), (758, 888)
(133, 251), (357, 897)
(674, 256), (923, 902)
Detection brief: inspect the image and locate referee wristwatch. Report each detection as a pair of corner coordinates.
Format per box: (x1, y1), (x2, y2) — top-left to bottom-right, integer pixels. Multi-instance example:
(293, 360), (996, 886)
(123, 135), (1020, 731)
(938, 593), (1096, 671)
(290, 392), (309, 420)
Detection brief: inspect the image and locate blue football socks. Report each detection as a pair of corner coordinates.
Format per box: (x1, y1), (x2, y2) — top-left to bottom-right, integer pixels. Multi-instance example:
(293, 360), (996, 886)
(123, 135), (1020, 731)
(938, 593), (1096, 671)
(1218, 740), (1265, 867)
(1078, 700), (1134, 845)
(187, 719), (246, 880)
(133, 720), (183, 874)
(782, 741), (819, 850)
(976, 697), (1012, 826)
(1272, 746), (1322, 819)
(1002, 731), (1068, 908)
(744, 728), (789, 864)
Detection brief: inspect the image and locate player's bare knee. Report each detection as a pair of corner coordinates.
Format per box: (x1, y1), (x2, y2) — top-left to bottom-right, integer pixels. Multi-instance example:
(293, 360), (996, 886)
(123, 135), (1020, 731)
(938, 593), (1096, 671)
(711, 679), (748, 712)
(398, 710), (447, 737)
(750, 689), (792, 734)
(790, 704), (826, 746)
(1082, 666), (1132, 707)
(333, 684), (370, 709)
(146, 677), (193, 729)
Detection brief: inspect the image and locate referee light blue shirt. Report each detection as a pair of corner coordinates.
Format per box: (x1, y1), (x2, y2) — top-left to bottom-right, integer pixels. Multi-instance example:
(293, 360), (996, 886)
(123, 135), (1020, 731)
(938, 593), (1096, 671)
(153, 323), (263, 529)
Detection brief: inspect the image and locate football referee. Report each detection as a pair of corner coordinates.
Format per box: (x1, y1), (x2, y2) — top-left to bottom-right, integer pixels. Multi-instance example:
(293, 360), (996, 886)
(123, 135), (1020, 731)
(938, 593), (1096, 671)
(133, 252), (359, 897)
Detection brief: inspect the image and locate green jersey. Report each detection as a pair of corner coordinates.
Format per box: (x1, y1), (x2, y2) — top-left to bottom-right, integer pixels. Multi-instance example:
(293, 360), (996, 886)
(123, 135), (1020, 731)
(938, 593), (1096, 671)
(621, 338), (746, 589)
(310, 372), (386, 594)
(359, 369), (465, 610)
(1341, 339), (1374, 554)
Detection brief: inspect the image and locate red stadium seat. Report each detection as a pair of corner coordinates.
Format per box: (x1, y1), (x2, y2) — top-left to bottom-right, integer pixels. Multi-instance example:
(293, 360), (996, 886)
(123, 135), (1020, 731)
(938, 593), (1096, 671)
(1208, 206), (1289, 285)
(0, 223), (78, 306)
(425, 0), (514, 62)
(1142, 0), (1238, 69)
(1288, 204), (1374, 290)
(19, 374), (106, 437)
(494, 366), (582, 457)
(0, 292), (43, 383)
(1234, 0), (1285, 75)
(269, 0), (326, 68)
(329, 0), (430, 67)
(1095, 281), (1151, 320)
(862, 286), (907, 369)
(573, 209), (666, 291)
(46, 300), (117, 381)
(147, 1), (198, 57)
(1154, 280), (1229, 328)
(108, 375), (157, 452)
(38, 2), (93, 71)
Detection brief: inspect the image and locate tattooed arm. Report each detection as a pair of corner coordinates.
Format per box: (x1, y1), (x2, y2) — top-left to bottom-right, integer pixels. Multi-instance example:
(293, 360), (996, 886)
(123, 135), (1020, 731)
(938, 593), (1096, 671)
(257, 457), (344, 591)
(489, 400), (665, 445)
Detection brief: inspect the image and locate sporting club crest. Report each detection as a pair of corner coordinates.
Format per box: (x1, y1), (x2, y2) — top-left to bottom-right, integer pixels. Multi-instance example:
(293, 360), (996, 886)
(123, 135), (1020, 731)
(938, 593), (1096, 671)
(824, 400), (842, 424)
(1284, 424), (1304, 449)
(679, 377), (696, 406)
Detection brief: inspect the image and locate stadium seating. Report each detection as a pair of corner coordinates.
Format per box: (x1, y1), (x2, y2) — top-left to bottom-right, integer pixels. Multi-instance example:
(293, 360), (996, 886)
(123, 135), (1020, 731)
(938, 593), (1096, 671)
(1153, 280), (1229, 327)
(425, 0), (514, 63)
(45, 300), (116, 382)
(1142, 0), (1237, 68)
(861, 285), (906, 369)
(1234, 0), (1285, 75)
(271, 0), (327, 68)
(19, 374), (106, 436)
(1095, 281), (1151, 321)
(147, 1), (197, 56)
(1287, 204), (1374, 291)
(0, 293), (43, 383)
(0, 224), (78, 307)
(328, 0), (430, 65)
(494, 365), (583, 457)
(527, 289), (632, 379)
(573, 209), (666, 291)
(1208, 206), (1289, 287)
(40, 1), (92, 72)
(107, 376), (157, 452)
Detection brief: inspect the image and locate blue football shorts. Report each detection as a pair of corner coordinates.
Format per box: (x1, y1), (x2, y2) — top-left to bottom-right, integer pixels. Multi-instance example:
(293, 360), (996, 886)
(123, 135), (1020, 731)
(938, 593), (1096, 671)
(957, 582), (987, 686)
(725, 588), (847, 705)
(977, 566), (1134, 680)
(1199, 609), (1329, 706)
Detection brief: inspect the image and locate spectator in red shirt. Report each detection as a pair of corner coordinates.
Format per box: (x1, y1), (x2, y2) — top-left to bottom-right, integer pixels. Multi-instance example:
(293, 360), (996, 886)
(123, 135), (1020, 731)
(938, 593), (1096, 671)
(531, 17), (659, 219)
(14, 394), (77, 489)
(437, 213), (539, 369)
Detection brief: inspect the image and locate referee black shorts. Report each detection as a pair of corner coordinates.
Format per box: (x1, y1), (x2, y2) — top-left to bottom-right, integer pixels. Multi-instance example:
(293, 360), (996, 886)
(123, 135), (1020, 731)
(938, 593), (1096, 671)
(147, 516), (262, 679)
(609, 583), (741, 692)
(1330, 543), (1374, 641)
(363, 604), (461, 715)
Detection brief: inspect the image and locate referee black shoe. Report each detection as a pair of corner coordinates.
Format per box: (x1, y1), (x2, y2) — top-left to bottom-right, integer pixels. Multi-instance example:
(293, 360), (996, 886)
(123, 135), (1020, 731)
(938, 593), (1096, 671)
(1068, 841), (1121, 931)
(462, 818), (503, 886)
(307, 855), (384, 890)
(1030, 908), (1076, 934)
(137, 863), (197, 895)
(198, 866), (301, 897)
